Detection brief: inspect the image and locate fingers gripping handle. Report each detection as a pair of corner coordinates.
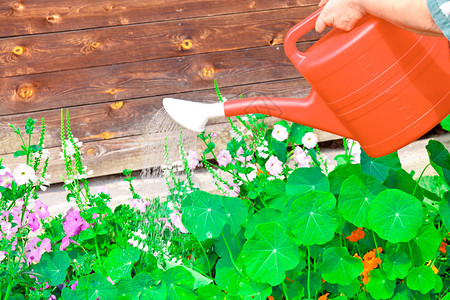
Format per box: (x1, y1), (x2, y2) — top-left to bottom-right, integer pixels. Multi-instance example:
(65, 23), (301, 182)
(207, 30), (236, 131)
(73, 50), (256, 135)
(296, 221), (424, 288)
(284, 8), (323, 66)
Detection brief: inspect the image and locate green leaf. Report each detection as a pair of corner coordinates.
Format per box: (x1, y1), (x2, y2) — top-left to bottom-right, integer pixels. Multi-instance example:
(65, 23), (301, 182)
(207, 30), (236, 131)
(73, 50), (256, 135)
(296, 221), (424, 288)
(196, 285), (226, 300)
(13, 150), (27, 158)
(76, 273), (118, 300)
(241, 222), (300, 286)
(368, 189), (423, 243)
(439, 196), (450, 232)
(286, 167), (329, 197)
(406, 266), (437, 294)
(409, 224), (441, 266)
(338, 279), (361, 298)
(30, 144), (43, 153)
(245, 208), (286, 239)
(441, 114), (450, 131)
(161, 266), (197, 299)
(384, 168), (424, 200)
(287, 191), (341, 246)
(115, 278), (133, 298)
(426, 140), (450, 186)
(321, 247), (364, 286)
(182, 191), (228, 241)
(33, 250), (71, 286)
(104, 244), (141, 282)
(382, 250), (412, 280)
(365, 269), (396, 299)
(361, 150), (402, 182)
(238, 280), (272, 300)
(328, 163), (363, 195)
(338, 174), (386, 227)
(220, 196), (247, 236)
(214, 256), (243, 296)
(289, 123), (313, 144)
(132, 272), (167, 300)
(287, 281), (305, 300)
(262, 179), (287, 210)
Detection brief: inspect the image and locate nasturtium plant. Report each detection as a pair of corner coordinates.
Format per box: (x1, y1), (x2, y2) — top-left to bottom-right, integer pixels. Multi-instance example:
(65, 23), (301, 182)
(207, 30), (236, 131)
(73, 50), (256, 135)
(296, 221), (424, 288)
(181, 191), (228, 241)
(365, 269), (396, 299)
(244, 207), (286, 239)
(409, 223), (441, 266)
(382, 250), (412, 280)
(161, 266), (197, 299)
(426, 139), (450, 186)
(288, 191), (341, 246)
(406, 265), (437, 295)
(241, 222), (300, 286)
(33, 250), (71, 286)
(321, 247), (364, 286)
(338, 174), (386, 228)
(286, 167), (330, 196)
(360, 150), (402, 182)
(104, 244), (141, 282)
(368, 189), (423, 243)
(132, 272), (167, 300)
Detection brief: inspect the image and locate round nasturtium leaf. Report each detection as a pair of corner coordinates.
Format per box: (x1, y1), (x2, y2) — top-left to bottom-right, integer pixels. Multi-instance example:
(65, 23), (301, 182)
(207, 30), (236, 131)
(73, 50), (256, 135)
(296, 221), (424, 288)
(244, 208), (286, 239)
(105, 244), (140, 282)
(132, 272), (167, 300)
(406, 265), (437, 295)
(338, 174), (386, 228)
(33, 250), (71, 286)
(161, 266), (197, 299)
(76, 273), (118, 300)
(321, 247), (364, 286)
(182, 191), (228, 241)
(410, 223), (441, 266)
(287, 191), (341, 246)
(365, 269), (396, 299)
(241, 222), (300, 286)
(286, 167), (329, 197)
(214, 256), (243, 296)
(382, 250), (412, 280)
(220, 195), (247, 236)
(368, 189), (423, 243)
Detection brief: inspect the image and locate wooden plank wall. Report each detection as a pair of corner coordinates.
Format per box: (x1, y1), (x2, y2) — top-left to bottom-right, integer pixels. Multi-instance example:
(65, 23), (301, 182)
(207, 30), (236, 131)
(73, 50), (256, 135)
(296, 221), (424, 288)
(0, 0), (323, 182)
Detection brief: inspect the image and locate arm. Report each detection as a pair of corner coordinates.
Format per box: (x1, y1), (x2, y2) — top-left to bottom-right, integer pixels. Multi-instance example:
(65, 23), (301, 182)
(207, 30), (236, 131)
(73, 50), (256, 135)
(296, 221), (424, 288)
(315, 0), (444, 36)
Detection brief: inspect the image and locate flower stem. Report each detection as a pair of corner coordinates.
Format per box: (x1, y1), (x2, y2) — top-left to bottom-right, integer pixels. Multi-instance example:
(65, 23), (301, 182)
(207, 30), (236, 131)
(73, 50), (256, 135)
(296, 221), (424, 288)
(307, 245), (311, 299)
(282, 281), (290, 300)
(221, 232), (244, 277)
(372, 231), (380, 258)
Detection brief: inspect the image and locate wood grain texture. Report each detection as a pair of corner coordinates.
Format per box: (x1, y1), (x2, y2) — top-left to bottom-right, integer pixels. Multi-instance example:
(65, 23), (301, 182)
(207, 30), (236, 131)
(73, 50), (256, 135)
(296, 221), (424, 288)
(0, 78), (312, 154)
(0, 0), (319, 38)
(0, 43), (315, 115)
(0, 6), (321, 78)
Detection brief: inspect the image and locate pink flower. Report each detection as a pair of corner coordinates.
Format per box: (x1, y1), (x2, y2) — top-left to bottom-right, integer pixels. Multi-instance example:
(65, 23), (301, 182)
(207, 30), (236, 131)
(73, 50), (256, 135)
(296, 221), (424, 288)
(96, 186), (110, 195)
(156, 217), (174, 233)
(10, 207), (29, 226)
(302, 132), (318, 149)
(25, 237), (51, 265)
(34, 200), (50, 219)
(70, 280), (78, 290)
(28, 212), (40, 232)
(293, 146), (312, 167)
(60, 236), (71, 251)
(49, 295), (56, 300)
(1, 220), (18, 240)
(238, 164), (257, 182)
(272, 124), (289, 142)
(169, 211), (188, 233)
(0, 251), (6, 262)
(265, 156), (283, 176)
(187, 150), (199, 170)
(217, 149), (232, 167)
(222, 182), (240, 197)
(131, 198), (150, 213)
(236, 147), (252, 163)
(62, 209), (90, 237)
(0, 167), (13, 188)
(13, 163), (38, 186)
(107, 276), (115, 285)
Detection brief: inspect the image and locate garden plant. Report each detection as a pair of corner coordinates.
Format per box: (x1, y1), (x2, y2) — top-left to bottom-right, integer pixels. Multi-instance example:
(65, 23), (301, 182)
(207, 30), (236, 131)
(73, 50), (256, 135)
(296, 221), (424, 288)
(2, 88), (450, 299)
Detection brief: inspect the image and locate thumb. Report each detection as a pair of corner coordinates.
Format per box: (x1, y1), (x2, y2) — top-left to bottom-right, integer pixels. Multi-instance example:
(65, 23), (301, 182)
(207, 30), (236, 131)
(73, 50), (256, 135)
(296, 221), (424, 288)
(315, 13), (327, 32)
(318, 0), (329, 7)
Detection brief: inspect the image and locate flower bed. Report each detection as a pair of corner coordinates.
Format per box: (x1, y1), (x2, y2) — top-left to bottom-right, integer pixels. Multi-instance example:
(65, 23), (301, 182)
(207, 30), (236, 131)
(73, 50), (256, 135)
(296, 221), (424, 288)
(2, 101), (450, 299)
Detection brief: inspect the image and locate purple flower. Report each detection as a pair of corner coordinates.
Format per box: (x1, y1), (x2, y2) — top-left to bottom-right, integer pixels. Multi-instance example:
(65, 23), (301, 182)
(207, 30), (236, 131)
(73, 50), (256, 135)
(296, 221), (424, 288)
(70, 280), (78, 290)
(28, 212), (40, 232)
(169, 211), (188, 233)
(187, 150), (199, 170)
(49, 295), (57, 300)
(0, 167), (13, 188)
(34, 200), (50, 219)
(25, 237), (50, 265)
(60, 236), (71, 251)
(265, 156), (283, 176)
(62, 208), (90, 237)
(217, 149), (232, 167)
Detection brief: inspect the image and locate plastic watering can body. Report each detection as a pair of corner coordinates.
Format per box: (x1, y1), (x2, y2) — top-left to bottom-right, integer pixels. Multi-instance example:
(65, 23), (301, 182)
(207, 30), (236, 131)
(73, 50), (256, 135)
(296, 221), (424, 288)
(225, 9), (450, 157)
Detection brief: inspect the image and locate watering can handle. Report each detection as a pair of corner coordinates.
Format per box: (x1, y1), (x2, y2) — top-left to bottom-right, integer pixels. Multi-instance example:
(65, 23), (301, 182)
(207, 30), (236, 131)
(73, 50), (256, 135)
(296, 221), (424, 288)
(284, 8), (323, 66)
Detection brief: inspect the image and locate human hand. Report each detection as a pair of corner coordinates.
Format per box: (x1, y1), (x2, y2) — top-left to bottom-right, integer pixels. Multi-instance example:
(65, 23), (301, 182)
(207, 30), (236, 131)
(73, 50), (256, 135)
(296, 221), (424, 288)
(315, 0), (367, 32)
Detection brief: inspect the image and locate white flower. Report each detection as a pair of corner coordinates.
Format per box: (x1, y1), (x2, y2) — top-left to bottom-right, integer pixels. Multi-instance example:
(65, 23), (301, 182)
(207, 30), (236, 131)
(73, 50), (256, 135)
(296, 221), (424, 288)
(293, 146), (312, 167)
(302, 132), (318, 149)
(13, 164), (38, 186)
(256, 145), (269, 159)
(272, 124), (289, 142)
(143, 245), (149, 252)
(265, 156), (283, 176)
(238, 164), (257, 182)
(132, 239), (139, 248)
(217, 149), (232, 167)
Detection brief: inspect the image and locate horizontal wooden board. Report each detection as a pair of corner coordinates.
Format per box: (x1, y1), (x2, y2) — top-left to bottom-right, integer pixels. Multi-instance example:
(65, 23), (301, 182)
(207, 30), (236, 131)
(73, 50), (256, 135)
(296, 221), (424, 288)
(0, 0), (319, 38)
(0, 78), (312, 154)
(0, 6), (322, 77)
(0, 42), (315, 116)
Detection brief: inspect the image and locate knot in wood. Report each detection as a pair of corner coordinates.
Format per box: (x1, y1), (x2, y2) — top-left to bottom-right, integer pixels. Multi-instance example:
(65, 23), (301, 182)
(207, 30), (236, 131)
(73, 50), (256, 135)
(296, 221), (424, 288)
(110, 101), (124, 109)
(46, 12), (61, 23)
(100, 132), (112, 140)
(201, 65), (215, 79)
(91, 41), (101, 49)
(86, 148), (96, 157)
(180, 39), (193, 50)
(106, 88), (125, 95)
(12, 46), (25, 56)
(17, 85), (34, 100)
(12, 2), (24, 10)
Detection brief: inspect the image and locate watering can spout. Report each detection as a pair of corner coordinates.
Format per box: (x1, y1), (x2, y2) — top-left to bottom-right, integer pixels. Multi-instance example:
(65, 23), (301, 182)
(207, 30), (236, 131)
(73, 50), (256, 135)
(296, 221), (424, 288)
(163, 94), (354, 139)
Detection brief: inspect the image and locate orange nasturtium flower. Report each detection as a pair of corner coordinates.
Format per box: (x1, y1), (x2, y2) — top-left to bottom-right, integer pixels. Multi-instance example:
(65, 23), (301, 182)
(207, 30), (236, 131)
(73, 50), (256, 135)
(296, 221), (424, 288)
(440, 239), (448, 253)
(354, 248), (383, 285)
(318, 293), (330, 300)
(346, 227), (365, 242)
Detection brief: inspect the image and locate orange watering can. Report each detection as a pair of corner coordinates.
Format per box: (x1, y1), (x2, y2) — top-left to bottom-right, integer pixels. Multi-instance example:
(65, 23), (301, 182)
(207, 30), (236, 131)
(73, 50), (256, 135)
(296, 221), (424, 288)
(163, 9), (450, 157)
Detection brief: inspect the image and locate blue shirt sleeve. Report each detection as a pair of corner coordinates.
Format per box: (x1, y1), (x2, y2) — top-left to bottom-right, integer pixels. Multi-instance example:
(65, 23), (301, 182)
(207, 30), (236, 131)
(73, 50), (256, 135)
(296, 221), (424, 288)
(427, 0), (450, 40)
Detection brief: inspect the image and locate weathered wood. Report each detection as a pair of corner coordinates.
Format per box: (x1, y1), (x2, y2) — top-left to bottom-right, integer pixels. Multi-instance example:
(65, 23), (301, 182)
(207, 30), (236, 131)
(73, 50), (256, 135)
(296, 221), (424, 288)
(0, 0), (319, 38)
(0, 6), (321, 78)
(0, 77), (312, 154)
(0, 42), (315, 115)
